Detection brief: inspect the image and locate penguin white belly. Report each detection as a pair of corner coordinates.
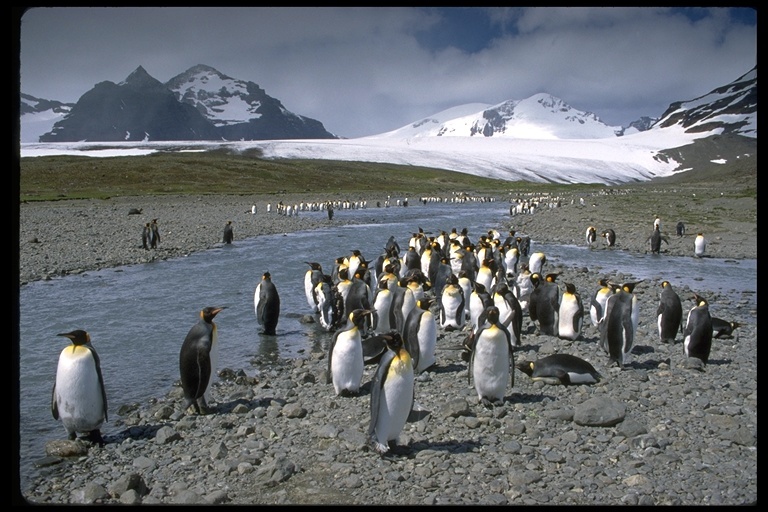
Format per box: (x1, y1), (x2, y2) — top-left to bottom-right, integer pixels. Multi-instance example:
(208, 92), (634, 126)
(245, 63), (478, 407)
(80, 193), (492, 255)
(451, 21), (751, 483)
(494, 295), (513, 328)
(304, 273), (317, 312)
(415, 312), (437, 374)
(315, 282), (334, 330)
(472, 327), (509, 402)
(458, 278), (472, 317)
(372, 358), (414, 450)
(475, 268), (494, 292)
(253, 283), (262, 317)
(55, 348), (105, 434)
(440, 287), (464, 329)
(373, 290), (393, 332)
(558, 300), (582, 341)
(331, 335), (363, 394)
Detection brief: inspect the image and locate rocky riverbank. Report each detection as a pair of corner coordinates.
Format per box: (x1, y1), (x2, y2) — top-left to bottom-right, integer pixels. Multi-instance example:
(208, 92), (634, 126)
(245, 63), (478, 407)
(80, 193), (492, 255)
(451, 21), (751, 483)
(17, 190), (757, 505)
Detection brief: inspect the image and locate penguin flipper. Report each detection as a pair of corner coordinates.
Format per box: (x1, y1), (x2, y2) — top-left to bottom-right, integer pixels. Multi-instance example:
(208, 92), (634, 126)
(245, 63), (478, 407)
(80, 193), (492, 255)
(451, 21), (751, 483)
(90, 347), (109, 422)
(51, 383), (59, 420)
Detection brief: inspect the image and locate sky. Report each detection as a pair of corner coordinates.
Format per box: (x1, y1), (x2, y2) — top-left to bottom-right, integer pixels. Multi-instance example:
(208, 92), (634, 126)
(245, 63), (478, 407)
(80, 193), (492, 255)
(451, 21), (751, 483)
(17, 6), (756, 139)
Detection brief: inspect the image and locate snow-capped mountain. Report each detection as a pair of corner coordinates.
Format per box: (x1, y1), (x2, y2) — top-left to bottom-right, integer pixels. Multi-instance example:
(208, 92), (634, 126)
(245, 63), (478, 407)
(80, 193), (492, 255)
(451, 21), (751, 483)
(165, 64), (337, 140)
(19, 94), (74, 143)
(28, 65), (336, 143)
(653, 66), (756, 137)
(20, 65), (755, 185)
(374, 93), (621, 140)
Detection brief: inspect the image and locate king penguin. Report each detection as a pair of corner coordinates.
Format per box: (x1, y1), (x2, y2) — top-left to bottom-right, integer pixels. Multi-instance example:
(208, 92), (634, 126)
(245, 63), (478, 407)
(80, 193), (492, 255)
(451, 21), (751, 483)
(694, 233), (707, 258)
(492, 281), (523, 346)
(254, 272), (280, 335)
(52, 329), (108, 445)
(327, 309), (372, 396)
(589, 278), (613, 328)
(600, 281), (641, 367)
(368, 330), (414, 455)
(516, 354), (601, 385)
(179, 306), (225, 415)
(528, 251), (547, 275)
(657, 280), (683, 343)
(529, 273), (560, 336)
(711, 318), (740, 339)
(683, 294), (713, 364)
(514, 264), (534, 313)
(403, 297), (437, 374)
(647, 225), (668, 254)
(439, 272), (465, 332)
(222, 220), (234, 244)
(304, 262), (325, 313)
(558, 282), (584, 341)
(315, 275), (341, 332)
(372, 277), (396, 333)
(601, 228), (616, 247)
(469, 306), (515, 407)
(586, 226), (597, 247)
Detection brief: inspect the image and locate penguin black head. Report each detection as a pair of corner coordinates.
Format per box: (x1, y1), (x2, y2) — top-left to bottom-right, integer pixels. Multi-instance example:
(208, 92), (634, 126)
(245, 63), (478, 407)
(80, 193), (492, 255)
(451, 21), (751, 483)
(485, 306), (501, 323)
(661, 280), (672, 289)
(383, 331), (405, 352)
(350, 309), (372, 327)
(516, 360), (535, 377)
(338, 267), (350, 280)
(306, 262), (322, 270)
(417, 298), (434, 310)
(530, 273), (541, 286)
(545, 273), (560, 283)
(564, 282), (577, 294)
(57, 329), (90, 346)
(474, 282), (487, 293)
(200, 306), (225, 323)
(693, 293), (708, 307)
(620, 281), (642, 293)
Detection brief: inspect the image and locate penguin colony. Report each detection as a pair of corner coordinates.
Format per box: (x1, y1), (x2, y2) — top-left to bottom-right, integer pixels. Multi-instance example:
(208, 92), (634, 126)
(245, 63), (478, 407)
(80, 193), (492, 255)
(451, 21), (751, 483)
(51, 207), (734, 458)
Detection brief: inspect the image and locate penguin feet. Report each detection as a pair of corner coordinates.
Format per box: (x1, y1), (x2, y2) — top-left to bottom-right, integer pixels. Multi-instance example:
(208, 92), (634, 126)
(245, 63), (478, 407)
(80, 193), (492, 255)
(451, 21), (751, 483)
(480, 397), (503, 408)
(339, 388), (359, 398)
(87, 430), (105, 448)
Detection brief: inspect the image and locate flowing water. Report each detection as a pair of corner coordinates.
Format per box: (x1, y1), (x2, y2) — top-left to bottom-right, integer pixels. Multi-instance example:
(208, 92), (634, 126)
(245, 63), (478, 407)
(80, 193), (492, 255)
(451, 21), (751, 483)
(17, 200), (756, 490)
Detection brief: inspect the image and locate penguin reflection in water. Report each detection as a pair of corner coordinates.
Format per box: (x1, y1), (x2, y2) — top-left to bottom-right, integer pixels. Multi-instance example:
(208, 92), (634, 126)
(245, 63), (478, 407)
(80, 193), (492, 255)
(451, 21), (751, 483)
(368, 331), (415, 455)
(179, 307), (226, 415)
(254, 272), (280, 335)
(52, 330), (108, 445)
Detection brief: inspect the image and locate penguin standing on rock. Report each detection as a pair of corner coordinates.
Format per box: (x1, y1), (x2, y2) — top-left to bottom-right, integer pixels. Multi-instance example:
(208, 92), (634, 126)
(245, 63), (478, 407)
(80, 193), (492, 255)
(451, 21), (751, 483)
(586, 226), (597, 246)
(657, 281), (683, 343)
(222, 220), (234, 244)
(149, 219), (160, 249)
(558, 282), (584, 341)
(52, 329), (108, 445)
(179, 307), (226, 415)
(589, 278), (613, 328)
(683, 294), (713, 364)
(368, 331), (414, 455)
(439, 273), (466, 332)
(676, 222), (686, 237)
(529, 273), (560, 336)
(469, 306), (515, 407)
(600, 281), (642, 367)
(601, 229), (616, 247)
(646, 225), (668, 254)
(327, 309), (372, 396)
(141, 223), (151, 250)
(403, 298), (437, 374)
(254, 272), (280, 335)
(694, 233), (707, 258)
(304, 262), (325, 313)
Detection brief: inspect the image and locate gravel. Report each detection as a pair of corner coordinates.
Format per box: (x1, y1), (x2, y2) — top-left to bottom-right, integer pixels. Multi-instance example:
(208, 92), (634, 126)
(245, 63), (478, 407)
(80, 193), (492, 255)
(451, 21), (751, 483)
(17, 191), (757, 505)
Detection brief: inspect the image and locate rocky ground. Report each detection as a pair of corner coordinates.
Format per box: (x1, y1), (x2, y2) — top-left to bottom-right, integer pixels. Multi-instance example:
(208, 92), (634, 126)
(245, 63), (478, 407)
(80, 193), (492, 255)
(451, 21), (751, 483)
(16, 187), (757, 505)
